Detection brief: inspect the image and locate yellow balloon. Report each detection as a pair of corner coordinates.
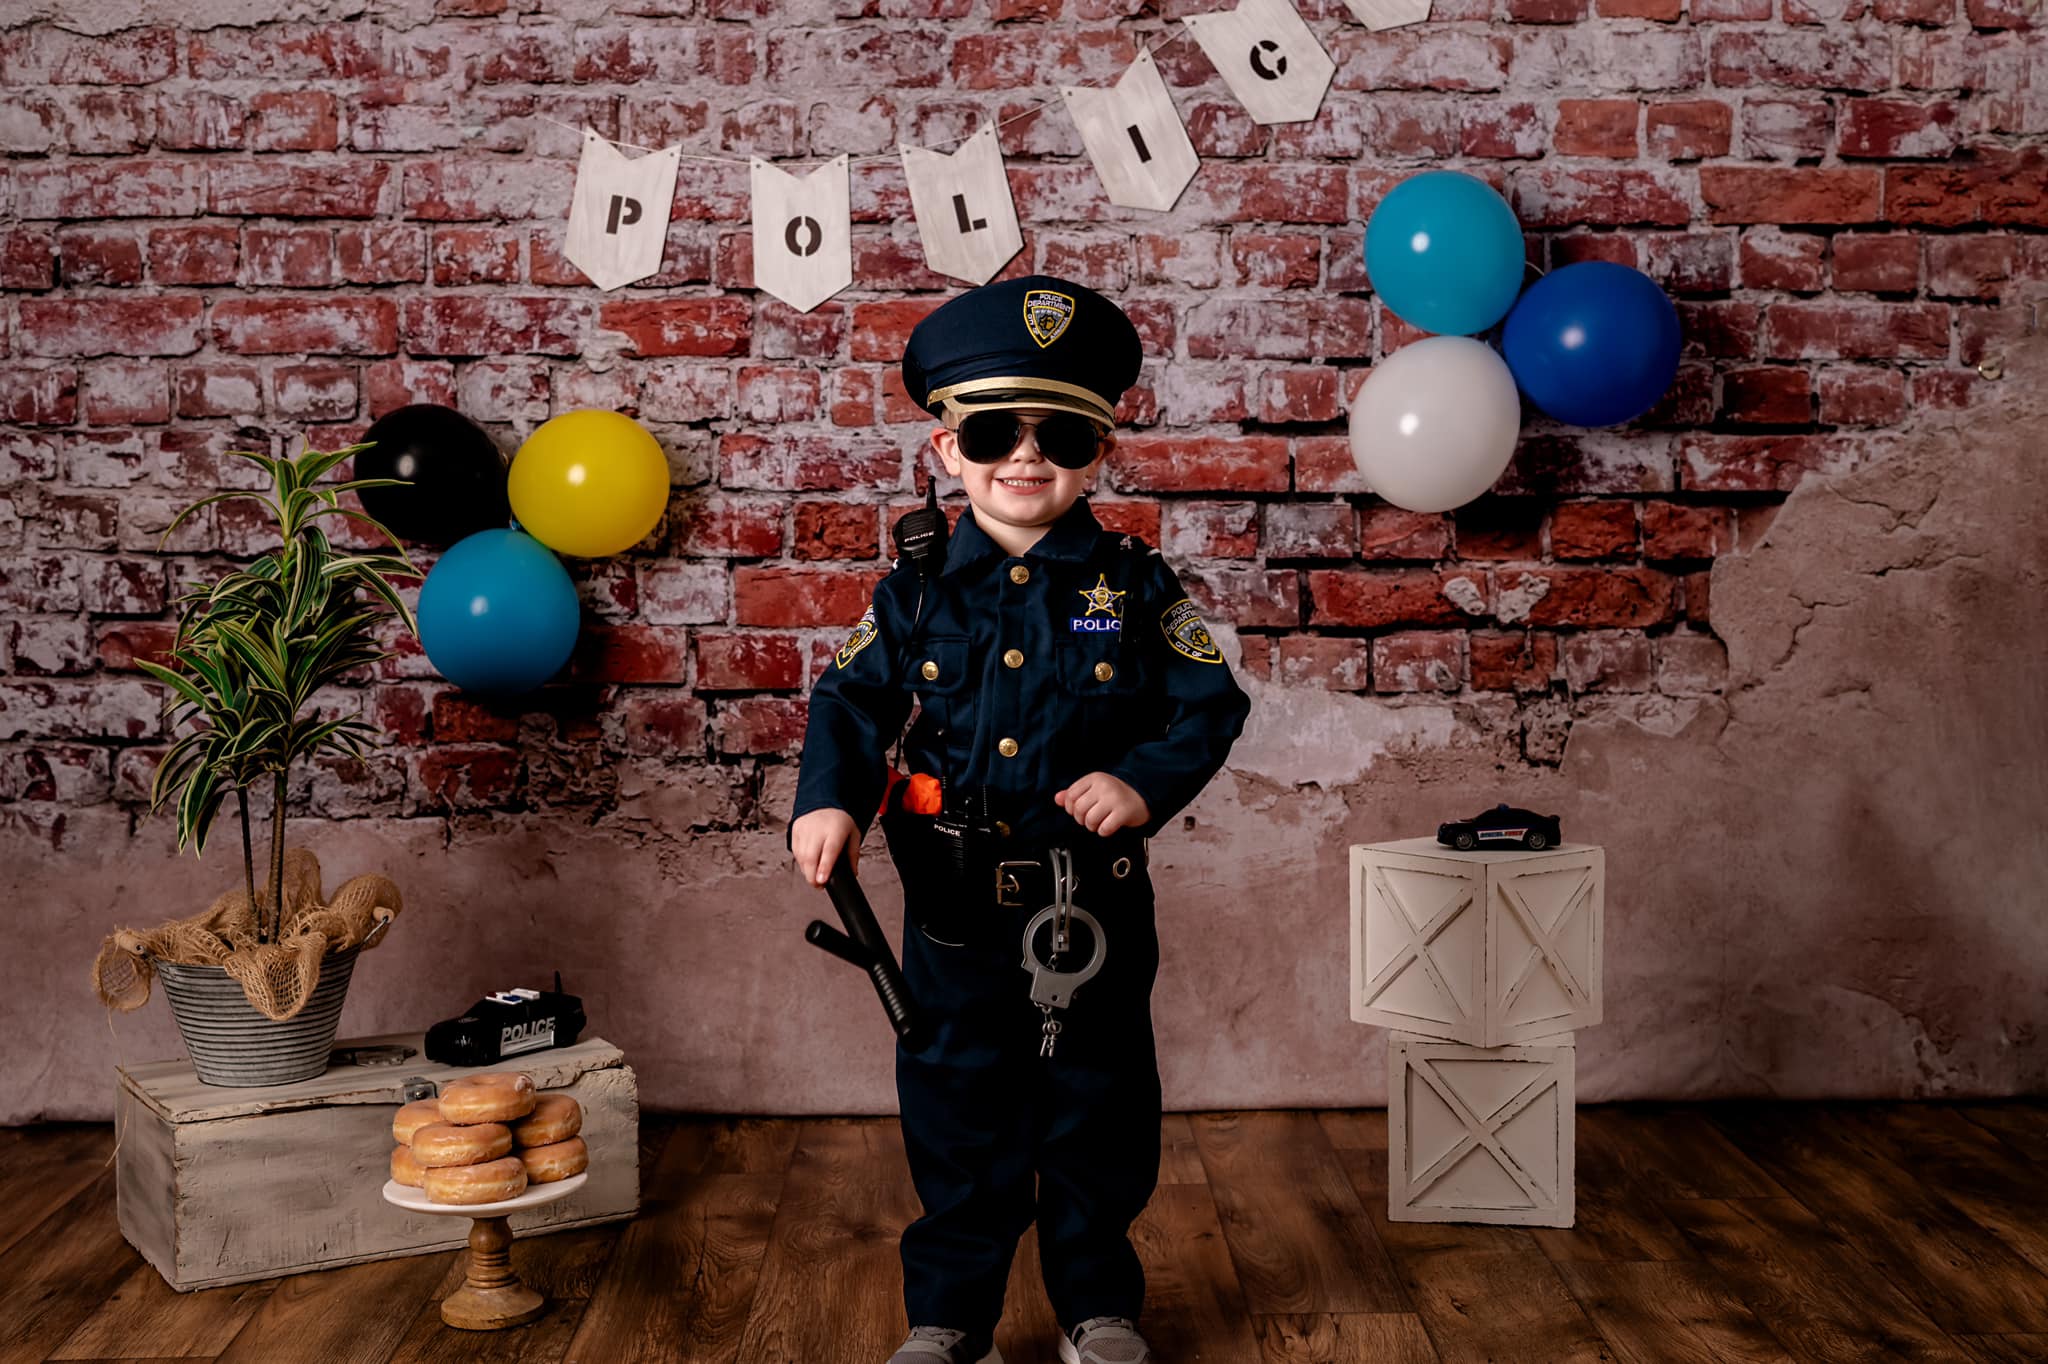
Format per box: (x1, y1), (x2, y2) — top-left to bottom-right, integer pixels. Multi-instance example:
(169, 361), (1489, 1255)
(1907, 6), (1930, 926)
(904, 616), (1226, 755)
(508, 410), (669, 558)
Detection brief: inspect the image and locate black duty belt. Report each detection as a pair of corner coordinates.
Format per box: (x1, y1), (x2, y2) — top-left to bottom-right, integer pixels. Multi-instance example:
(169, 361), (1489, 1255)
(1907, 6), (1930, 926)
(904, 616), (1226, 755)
(991, 836), (1149, 909)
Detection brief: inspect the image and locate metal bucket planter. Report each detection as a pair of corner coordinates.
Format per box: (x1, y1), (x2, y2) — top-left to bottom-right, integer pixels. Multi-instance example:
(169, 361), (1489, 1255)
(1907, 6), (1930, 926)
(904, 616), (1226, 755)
(155, 942), (363, 1087)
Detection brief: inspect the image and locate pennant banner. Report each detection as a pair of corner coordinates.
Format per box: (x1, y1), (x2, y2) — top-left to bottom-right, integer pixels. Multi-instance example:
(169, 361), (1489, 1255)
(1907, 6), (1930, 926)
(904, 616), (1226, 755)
(751, 154), (852, 313)
(564, 131), (682, 291)
(901, 124), (1025, 286)
(1342, 0), (1433, 31)
(1060, 49), (1199, 213)
(1183, 0), (1336, 126)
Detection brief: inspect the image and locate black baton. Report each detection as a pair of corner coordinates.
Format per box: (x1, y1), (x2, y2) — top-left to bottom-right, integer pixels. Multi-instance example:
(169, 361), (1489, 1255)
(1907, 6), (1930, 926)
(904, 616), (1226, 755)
(804, 848), (926, 1051)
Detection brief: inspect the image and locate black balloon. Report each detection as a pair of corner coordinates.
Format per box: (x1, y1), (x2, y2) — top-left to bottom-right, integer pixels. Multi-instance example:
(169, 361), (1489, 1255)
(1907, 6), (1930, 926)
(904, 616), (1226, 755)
(354, 404), (511, 545)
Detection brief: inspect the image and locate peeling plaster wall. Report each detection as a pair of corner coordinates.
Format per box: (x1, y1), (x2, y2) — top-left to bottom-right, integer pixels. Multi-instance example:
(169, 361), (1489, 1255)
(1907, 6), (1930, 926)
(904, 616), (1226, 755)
(10, 340), (2043, 1122)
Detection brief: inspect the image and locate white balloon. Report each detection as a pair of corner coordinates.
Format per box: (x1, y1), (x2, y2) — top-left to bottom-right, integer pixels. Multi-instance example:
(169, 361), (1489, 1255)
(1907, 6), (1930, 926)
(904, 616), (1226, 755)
(1347, 336), (1523, 513)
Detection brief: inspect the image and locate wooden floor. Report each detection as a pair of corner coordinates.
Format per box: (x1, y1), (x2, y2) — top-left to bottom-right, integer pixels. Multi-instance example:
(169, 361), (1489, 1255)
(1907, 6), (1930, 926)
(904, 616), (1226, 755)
(4, 1103), (2047, 1364)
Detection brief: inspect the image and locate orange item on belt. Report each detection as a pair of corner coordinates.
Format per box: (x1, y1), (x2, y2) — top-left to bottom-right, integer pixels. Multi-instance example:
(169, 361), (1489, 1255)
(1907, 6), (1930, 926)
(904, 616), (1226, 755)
(879, 768), (946, 817)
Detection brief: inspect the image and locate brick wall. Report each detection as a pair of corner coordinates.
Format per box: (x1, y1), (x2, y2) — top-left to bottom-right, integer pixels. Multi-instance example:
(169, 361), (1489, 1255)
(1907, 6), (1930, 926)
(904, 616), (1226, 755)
(0, 0), (2039, 833)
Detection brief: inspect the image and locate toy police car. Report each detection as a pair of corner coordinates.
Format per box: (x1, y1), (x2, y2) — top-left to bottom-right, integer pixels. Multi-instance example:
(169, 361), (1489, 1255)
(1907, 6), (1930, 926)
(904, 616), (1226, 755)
(1437, 804), (1562, 852)
(425, 972), (587, 1067)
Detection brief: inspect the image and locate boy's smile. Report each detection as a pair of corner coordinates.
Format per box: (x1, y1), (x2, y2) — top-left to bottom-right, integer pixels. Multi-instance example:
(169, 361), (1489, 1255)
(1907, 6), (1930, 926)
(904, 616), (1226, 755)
(931, 409), (1113, 555)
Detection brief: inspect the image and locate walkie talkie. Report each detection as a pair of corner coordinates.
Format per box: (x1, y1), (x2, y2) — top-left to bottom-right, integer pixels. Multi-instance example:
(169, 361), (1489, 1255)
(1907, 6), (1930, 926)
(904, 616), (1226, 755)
(894, 476), (949, 579)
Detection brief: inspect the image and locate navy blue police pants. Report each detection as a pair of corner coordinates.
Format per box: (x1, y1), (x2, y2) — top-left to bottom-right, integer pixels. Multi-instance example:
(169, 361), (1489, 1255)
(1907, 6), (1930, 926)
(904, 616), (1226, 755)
(894, 860), (1161, 1337)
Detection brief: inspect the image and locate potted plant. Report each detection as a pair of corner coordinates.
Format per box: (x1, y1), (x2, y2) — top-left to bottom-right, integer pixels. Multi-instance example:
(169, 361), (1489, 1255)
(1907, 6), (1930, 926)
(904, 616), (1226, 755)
(92, 440), (418, 1086)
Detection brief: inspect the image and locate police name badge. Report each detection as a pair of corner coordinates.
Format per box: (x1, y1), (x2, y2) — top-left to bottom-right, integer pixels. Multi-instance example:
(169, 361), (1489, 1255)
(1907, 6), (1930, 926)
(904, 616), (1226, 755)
(1070, 572), (1126, 633)
(835, 606), (878, 669)
(1161, 598), (1223, 663)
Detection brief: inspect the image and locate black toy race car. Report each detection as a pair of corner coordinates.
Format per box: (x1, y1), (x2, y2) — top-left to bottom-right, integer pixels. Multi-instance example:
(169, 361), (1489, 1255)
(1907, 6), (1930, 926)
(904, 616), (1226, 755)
(1437, 804), (1563, 852)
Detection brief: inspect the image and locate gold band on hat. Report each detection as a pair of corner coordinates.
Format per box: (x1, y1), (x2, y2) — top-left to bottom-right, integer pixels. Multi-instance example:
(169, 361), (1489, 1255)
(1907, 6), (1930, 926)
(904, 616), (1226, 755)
(927, 375), (1118, 429)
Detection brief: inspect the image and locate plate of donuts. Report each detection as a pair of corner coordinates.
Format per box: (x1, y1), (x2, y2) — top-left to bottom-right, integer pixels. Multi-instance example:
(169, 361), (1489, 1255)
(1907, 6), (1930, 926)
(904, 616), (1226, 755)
(382, 1171), (587, 1218)
(386, 1070), (593, 1210)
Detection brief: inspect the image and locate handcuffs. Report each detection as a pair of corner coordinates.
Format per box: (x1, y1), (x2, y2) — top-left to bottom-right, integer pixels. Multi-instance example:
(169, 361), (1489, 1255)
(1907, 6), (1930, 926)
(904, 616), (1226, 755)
(1020, 847), (1107, 1058)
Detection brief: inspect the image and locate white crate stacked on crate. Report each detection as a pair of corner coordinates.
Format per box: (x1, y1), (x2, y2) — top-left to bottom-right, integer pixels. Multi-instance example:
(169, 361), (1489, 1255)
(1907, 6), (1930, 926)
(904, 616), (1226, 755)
(1350, 836), (1604, 1227)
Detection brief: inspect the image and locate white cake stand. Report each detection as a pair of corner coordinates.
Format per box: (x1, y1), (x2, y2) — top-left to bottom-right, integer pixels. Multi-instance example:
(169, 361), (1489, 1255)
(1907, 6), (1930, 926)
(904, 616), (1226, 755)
(382, 1172), (588, 1329)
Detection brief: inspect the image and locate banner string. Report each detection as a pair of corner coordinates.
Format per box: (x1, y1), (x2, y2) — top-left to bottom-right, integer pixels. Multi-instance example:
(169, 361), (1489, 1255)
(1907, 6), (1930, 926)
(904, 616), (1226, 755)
(536, 20), (1196, 170)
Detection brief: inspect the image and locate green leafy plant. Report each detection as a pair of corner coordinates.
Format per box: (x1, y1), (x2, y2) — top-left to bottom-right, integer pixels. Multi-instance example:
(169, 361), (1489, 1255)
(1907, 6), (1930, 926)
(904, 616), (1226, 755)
(139, 442), (419, 946)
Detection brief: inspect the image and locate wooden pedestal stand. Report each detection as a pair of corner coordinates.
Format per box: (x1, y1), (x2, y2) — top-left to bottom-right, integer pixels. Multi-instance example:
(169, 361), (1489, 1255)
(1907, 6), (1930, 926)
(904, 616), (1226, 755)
(381, 1173), (588, 1329)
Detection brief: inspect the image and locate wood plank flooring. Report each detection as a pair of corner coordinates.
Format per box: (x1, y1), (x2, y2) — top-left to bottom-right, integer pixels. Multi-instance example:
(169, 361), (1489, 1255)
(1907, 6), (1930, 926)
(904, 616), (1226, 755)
(4, 1103), (2046, 1364)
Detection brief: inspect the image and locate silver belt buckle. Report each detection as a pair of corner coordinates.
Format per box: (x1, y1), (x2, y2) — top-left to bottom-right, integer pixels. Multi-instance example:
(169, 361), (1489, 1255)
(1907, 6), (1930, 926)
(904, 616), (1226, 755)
(995, 859), (1038, 908)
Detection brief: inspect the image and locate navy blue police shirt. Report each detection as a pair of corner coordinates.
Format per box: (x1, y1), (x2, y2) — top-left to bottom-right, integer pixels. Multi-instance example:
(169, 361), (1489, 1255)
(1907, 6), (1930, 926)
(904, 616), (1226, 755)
(791, 497), (1251, 847)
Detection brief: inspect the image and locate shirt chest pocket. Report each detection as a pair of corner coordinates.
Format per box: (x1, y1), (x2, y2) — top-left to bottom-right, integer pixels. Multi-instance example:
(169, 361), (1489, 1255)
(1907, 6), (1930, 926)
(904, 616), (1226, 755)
(902, 635), (972, 699)
(1056, 632), (1147, 697)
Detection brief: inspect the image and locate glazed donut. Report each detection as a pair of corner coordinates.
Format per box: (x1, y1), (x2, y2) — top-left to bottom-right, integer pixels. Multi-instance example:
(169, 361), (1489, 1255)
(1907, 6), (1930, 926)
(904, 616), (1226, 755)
(518, 1136), (588, 1184)
(391, 1144), (426, 1188)
(511, 1093), (583, 1147)
(392, 1098), (442, 1145)
(410, 1121), (513, 1168)
(424, 1156), (528, 1206)
(439, 1073), (536, 1125)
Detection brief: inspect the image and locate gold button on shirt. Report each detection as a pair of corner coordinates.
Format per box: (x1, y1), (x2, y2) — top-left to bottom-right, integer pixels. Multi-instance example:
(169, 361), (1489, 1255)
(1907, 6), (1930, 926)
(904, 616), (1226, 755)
(1008, 564), (1030, 584)
(1094, 662), (1115, 682)
(997, 737), (1019, 758)
(1003, 649), (1024, 669)
(921, 660), (939, 680)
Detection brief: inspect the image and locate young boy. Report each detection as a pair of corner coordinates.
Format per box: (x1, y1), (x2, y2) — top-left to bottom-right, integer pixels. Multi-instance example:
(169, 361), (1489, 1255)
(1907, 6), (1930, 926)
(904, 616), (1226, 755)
(789, 275), (1251, 1364)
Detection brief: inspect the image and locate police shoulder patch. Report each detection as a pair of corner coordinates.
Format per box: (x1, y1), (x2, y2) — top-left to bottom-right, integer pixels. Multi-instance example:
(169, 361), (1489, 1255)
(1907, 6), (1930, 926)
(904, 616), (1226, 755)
(834, 606), (878, 669)
(1161, 598), (1223, 664)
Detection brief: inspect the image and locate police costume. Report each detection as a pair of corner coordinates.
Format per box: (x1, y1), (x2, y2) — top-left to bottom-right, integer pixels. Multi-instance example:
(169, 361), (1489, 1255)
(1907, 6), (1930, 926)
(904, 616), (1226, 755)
(791, 276), (1251, 1344)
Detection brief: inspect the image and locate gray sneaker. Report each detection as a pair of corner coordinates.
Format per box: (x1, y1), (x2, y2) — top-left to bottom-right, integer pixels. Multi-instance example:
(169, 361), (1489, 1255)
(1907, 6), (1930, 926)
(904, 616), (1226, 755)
(1058, 1317), (1151, 1364)
(888, 1326), (1003, 1364)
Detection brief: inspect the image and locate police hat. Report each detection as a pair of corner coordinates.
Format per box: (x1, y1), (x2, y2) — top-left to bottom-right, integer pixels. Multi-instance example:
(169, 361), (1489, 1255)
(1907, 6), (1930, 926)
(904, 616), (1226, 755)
(902, 274), (1142, 430)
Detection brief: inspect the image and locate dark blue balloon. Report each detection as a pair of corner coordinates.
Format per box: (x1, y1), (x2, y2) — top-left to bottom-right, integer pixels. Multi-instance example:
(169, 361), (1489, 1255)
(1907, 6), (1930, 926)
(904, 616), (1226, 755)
(417, 529), (581, 694)
(1502, 261), (1681, 427)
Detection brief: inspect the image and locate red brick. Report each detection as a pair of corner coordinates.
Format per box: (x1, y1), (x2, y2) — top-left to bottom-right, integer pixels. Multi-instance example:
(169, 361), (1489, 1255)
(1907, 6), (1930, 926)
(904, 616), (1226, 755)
(413, 746), (520, 811)
(792, 502), (880, 560)
(734, 566), (886, 627)
(1643, 233), (1735, 296)
(850, 299), (943, 361)
(155, 92), (244, 150)
(1163, 502), (1259, 560)
(1260, 503), (1353, 561)
(723, 434), (900, 493)
(1599, 0), (1683, 16)
(17, 159), (204, 218)
(1373, 632), (1465, 693)
(1501, 567), (1675, 627)
(1646, 100), (1732, 160)
(430, 228), (520, 286)
(1693, 0), (1772, 18)
(1088, 500), (1161, 546)
(248, 90), (339, 151)
(1470, 631), (1557, 693)
(337, 224), (425, 284)
(1739, 98), (1832, 159)
(673, 495), (785, 557)
(1831, 234), (1921, 292)
(1562, 632), (1652, 693)
(403, 296), (585, 357)
(1461, 102), (1547, 159)
(0, 228), (55, 289)
(96, 621), (178, 672)
(1510, 168), (1691, 228)
(147, 223), (238, 284)
(244, 225), (333, 287)
(1332, 31), (1513, 92)
(713, 697), (808, 756)
(0, 27), (177, 84)
(695, 632), (805, 691)
(81, 360), (169, 426)
(1306, 569), (1485, 628)
(1275, 636), (1373, 691)
(1552, 234), (1638, 270)
(1260, 367), (1342, 424)
(19, 297), (201, 357)
(272, 363), (358, 420)
(1710, 30), (1890, 89)
(175, 363), (262, 418)
(1762, 301), (1948, 359)
(432, 692), (520, 744)
(1700, 167), (1882, 224)
(1108, 436), (1290, 494)
(1454, 499), (1544, 561)
(213, 297), (398, 354)
(737, 365), (822, 423)
(185, 25), (381, 80)
(1886, 150), (2048, 229)
(600, 298), (751, 358)
(1549, 502), (1638, 559)
(570, 624), (691, 685)
(1720, 366), (1814, 424)
(54, 227), (141, 287)
(1186, 298), (1373, 360)
(616, 693), (709, 757)
(1740, 229), (1827, 292)
(1642, 502), (1732, 560)
(1555, 100), (1639, 158)
(1926, 235), (2016, 299)
(81, 558), (166, 615)
(208, 160), (388, 217)
(1678, 434), (1854, 491)
(364, 360), (456, 415)
(1964, 0), (2033, 24)
(1359, 507), (1451, 561)
(1874, 0), (1953, 17)
(1840, 98), (1962, 158)
(1911, 369), (1976, 411)
(1817, 366), (1908, 426)
(1230, 232), (1321, 289)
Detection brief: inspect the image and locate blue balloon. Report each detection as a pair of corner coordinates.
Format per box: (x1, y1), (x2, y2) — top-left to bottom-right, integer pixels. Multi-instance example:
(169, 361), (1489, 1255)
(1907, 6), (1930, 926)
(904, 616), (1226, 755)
(1502, 261), (1681, 427)
(417, 529), (581, 693)
(1365, 171), (1526, 336)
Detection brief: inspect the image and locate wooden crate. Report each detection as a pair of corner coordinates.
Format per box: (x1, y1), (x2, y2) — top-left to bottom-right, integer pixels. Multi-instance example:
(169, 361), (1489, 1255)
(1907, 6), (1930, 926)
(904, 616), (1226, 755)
(1350, 838), (1604, 1047)
(1388, 1031), (1574, 1227)
(115, 1031), (639, 1291)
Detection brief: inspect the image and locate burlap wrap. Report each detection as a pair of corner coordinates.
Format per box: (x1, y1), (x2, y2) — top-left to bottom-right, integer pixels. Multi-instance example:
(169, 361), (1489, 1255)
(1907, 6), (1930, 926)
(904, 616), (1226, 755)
(92, 848), (402, 1022)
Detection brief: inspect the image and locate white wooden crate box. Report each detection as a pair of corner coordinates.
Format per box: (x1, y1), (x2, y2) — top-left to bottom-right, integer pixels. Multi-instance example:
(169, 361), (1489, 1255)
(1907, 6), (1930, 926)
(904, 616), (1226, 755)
(1351, 838), (1603, 1047)
(1388, 1031), (1575, 1227)
(115, 1031), (639, 1291)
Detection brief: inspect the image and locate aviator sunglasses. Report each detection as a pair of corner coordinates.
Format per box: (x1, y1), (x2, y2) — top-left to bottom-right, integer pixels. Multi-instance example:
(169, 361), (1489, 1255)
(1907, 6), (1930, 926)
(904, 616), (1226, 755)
(953, 409), (1106, 470)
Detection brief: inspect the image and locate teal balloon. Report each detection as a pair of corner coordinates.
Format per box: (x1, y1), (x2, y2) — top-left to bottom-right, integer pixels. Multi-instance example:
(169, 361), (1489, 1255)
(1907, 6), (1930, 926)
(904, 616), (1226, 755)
(1365, 171), (1526, 336)
(417, 529), (580, 694)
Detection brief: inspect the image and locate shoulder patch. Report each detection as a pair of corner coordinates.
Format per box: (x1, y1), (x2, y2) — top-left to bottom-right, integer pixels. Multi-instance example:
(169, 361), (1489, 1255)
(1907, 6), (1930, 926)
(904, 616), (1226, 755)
(834, 606), (878, 669)
(1160, 598), (1223, 665)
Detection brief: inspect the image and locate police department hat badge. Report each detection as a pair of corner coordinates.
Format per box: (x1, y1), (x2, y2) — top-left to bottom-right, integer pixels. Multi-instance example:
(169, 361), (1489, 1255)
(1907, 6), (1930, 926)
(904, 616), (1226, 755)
(835, 606), (878, 669)
(1161, 598), (1223, 664)
(1023, 289), (1075, 349)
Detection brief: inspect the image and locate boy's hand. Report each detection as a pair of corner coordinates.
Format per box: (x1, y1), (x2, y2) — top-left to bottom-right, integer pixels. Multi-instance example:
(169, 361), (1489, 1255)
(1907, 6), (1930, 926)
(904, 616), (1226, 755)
(1055, 773), (1150, 837)
(791, 808), (860, 887)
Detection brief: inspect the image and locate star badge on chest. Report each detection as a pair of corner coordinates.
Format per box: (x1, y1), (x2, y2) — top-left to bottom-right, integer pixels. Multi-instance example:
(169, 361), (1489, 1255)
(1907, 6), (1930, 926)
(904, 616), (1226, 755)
(1076, 573), (1127, 619)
